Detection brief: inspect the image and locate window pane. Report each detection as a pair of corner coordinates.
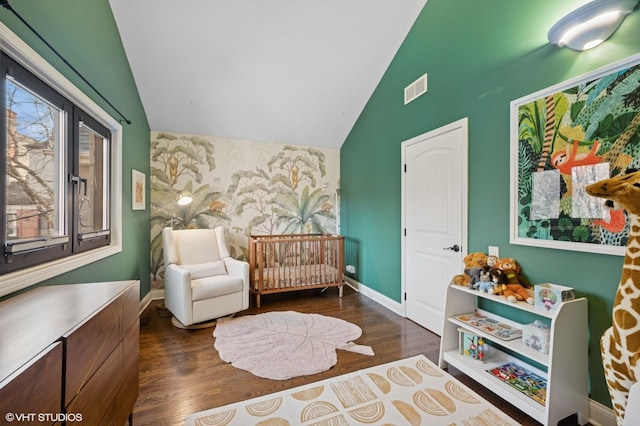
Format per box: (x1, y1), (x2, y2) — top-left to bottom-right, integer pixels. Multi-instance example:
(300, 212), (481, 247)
(6, 213), (17, 237)
(78, 123), (109, 236)
(5, 78), (64, 242)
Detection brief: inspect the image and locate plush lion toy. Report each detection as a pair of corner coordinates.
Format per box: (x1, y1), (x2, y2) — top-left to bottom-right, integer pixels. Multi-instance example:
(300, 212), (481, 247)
(494, 257), (533, 304)
(452, 252), (488, 288)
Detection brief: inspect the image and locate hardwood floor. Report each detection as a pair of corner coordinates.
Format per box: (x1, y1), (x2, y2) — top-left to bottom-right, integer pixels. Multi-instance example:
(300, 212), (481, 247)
(133, 286), (588, 425)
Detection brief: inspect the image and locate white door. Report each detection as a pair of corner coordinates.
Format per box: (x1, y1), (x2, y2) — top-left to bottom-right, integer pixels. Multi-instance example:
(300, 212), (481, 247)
(402, 118), (468, 335)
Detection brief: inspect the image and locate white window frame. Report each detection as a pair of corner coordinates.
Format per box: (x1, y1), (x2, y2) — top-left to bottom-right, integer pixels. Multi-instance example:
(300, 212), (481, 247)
(0, 22), (122, 297)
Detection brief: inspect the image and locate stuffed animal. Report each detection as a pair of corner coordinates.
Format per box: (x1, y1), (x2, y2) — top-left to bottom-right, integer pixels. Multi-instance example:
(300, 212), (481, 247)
(487, 268), (507, 295)
(496, 257), (531, 286)
(494, 257), (533, 304)
(473, 270), (497, 294)
(501, 283), (534, 304)
(488, 268), (506, 284)
(452, 252), (488, 288)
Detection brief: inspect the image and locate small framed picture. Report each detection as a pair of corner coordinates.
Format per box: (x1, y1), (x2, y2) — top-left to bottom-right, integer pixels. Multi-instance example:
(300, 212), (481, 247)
(132, 169), (145, 210)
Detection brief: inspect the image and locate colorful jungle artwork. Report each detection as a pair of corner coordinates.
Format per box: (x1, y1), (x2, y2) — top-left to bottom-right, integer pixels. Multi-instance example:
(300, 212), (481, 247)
(512, 54), (640, 254)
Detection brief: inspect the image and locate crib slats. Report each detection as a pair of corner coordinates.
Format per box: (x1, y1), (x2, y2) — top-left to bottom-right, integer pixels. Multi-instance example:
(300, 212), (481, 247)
(248, 233), (345, 307)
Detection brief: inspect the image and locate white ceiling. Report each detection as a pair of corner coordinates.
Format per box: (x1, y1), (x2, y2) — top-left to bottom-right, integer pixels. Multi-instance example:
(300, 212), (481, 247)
(108, 0), (426, 149)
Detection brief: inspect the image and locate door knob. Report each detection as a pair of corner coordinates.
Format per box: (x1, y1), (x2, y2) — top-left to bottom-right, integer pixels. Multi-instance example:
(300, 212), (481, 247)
(444, 244), (460, 252)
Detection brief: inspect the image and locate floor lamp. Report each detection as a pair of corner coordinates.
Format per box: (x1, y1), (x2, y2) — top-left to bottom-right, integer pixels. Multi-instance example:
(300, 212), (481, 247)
(170, 190), (193, 228)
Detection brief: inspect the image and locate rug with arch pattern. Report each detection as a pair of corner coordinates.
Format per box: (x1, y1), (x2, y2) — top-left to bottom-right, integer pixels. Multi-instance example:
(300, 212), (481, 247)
(186, 354), (518, 426)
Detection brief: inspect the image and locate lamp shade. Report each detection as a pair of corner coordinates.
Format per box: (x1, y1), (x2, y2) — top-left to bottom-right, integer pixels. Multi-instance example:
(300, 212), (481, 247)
(548, 0), (639, 51)
(176, 191), (193, 206)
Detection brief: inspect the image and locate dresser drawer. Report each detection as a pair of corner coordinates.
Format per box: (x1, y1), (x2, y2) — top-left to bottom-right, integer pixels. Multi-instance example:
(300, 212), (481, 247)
(69, 323), (139, 425)
(100, 359), (139, 426)
(122, 284), (140, 332)
(64, 291), (123, 406)
(0, 342), (62, 424)
(123, 319), (139, 373)
(66, 341), (122, 425)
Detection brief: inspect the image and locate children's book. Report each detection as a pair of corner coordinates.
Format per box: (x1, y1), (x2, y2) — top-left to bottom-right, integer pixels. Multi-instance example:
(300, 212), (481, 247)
(487, 362), (547, 405)
(452, 311), (522, 341)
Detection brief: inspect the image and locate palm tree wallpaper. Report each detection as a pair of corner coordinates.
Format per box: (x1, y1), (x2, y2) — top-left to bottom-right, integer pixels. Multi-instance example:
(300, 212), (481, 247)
(149, 132), (339, 289)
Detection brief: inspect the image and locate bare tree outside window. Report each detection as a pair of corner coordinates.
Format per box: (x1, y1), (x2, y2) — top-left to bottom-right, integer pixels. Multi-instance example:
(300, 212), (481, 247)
(5, 78), (63, 241)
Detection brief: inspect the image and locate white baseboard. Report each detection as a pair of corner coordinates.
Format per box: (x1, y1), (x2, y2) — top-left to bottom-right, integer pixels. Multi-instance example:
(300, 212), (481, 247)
(345, 277), (616, 426)
(139, 290), (153, 314)
(139, 288), (164, 314)
(344, 277), (403, 317)
(588, 398), (616, 426)
(343, 278), (359, 293)
(344, 276), (359, 291)
(149, 288), (165, 300)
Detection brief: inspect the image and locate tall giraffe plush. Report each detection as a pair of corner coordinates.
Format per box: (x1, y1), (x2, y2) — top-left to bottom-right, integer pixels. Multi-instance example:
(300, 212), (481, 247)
(586, 169), (640, 425)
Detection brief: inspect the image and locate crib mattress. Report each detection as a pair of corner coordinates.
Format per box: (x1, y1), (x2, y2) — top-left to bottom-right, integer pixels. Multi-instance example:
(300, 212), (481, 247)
(252, 264), (342, 290)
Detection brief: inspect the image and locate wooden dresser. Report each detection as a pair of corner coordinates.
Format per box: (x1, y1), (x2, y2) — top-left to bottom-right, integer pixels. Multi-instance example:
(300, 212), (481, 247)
(0, 280), (139, 425)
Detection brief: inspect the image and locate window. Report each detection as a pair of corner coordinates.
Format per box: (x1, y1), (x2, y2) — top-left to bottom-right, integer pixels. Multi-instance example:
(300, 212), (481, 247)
(1, 52), (111, 274)
(0, 24), (122, 295)
(77, 117), (110, 243)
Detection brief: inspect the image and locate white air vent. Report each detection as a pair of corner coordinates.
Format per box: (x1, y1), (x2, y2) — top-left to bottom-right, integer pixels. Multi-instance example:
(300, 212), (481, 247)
(404, 73), (428, 105)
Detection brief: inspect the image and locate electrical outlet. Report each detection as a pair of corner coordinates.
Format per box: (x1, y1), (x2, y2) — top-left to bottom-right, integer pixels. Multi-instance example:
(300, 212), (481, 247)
(346, 265), (356, 274)
(488, 246), (499, 258)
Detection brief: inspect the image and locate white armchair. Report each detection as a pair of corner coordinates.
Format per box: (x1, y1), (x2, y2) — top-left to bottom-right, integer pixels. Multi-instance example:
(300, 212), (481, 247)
(162, 227), (249, 328)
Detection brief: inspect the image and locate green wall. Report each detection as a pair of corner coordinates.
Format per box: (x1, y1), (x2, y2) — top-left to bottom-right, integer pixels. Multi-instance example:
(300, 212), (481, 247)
(0, 1), (151, 297)
(341, 0), (640, 408)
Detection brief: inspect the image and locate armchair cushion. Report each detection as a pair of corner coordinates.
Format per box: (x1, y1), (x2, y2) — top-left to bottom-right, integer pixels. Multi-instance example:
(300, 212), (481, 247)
(181, 261), (227, 279)
(164, 228), (221, 265)
(192, 276), (243, 301)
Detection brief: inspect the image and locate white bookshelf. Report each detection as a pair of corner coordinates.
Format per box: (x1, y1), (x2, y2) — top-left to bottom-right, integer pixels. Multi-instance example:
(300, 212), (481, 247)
(438, 284), (589, 425)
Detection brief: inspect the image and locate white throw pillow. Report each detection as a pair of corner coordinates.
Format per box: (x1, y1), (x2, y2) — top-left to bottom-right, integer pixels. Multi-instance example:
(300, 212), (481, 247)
(181, 261), (227, 279)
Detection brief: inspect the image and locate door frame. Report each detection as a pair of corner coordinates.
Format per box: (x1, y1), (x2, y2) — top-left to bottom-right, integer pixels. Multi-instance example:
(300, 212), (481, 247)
(400, 117), (469, 318)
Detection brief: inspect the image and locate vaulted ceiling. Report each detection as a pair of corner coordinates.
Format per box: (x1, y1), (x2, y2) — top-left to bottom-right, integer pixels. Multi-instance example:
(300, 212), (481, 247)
(108, 0), (427, 149)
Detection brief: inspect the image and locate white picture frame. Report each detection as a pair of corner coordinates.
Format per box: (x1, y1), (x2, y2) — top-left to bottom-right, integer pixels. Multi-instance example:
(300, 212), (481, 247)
(509, 53), (640, 256)
(132, 169), (145, 210)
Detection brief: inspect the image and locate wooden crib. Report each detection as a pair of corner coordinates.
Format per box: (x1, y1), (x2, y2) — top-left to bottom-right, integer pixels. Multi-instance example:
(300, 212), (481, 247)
(248, 233), (345, 307)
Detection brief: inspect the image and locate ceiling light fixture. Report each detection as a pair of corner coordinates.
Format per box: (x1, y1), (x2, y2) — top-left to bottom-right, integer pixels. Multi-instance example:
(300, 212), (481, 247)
(548, 0), (639, 51)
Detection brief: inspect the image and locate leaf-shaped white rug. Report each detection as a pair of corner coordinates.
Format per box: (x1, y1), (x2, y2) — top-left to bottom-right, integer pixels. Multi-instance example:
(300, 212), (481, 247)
(213, 311), (374, 380)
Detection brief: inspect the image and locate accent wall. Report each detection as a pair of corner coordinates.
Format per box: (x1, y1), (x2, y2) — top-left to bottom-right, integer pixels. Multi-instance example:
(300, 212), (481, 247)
(340, 0), (640, 409)
(149, 132), (339, 289)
